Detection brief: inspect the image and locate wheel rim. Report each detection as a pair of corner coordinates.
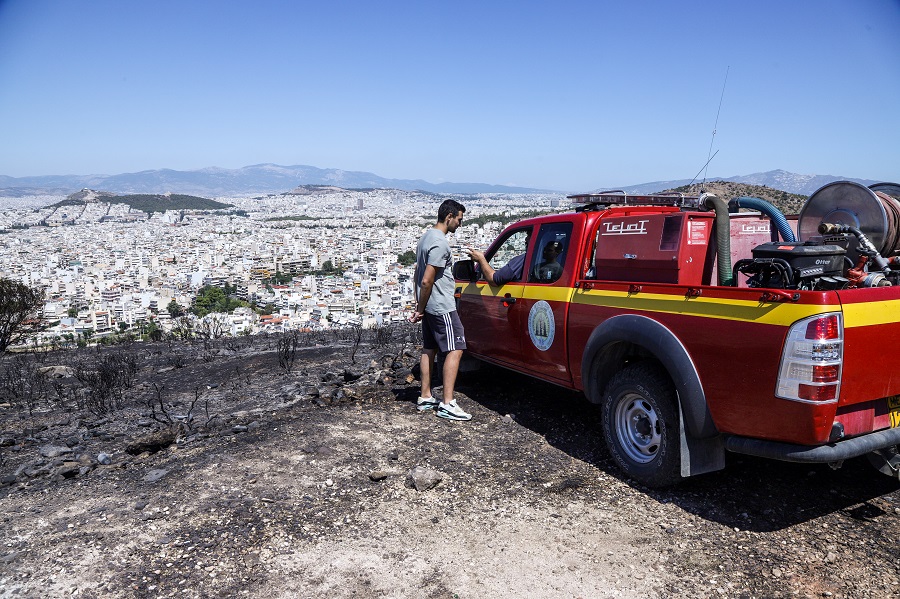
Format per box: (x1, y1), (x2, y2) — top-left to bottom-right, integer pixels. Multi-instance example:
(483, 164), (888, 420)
(614, 392), (662, 464)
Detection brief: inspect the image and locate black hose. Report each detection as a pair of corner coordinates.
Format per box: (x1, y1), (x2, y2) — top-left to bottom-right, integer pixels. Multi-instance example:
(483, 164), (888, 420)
(702, 194), (734, 286)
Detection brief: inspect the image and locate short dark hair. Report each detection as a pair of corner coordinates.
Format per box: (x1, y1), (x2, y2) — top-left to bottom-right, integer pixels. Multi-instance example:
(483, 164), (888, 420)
(437, 199), (466, 223)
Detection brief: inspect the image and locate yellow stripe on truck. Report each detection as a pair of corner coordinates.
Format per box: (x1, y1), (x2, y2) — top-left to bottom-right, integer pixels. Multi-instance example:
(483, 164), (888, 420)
(460, 282), (838, 327)
(521, 286), (575, 303)
(841, 298), (900, 328)
(572, 288), (837, 326)
(459, 283), (574, 303)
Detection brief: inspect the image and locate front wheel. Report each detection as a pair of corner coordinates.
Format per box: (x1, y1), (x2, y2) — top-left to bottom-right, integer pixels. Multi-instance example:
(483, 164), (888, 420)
(601, 361), (681, 487)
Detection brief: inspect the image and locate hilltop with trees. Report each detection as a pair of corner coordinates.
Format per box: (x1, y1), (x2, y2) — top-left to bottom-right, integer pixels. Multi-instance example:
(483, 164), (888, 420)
(52, 189), (232, 213)
(667, 181), (809, 215)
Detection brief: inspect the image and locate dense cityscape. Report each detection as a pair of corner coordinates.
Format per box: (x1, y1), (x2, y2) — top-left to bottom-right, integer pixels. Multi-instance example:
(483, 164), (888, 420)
(0, 188), (563, 346)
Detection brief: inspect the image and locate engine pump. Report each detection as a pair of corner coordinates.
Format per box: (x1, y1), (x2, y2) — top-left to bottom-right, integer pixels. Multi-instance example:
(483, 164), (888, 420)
(734, 238), (849, 290)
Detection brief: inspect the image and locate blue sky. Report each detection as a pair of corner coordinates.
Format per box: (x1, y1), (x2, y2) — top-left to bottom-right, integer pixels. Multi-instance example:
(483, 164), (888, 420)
(1, 0), (898, 191)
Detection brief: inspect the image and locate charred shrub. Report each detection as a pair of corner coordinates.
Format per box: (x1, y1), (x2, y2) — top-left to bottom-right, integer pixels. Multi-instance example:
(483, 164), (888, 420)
(276, 331), (299, 373)
(73, 350), (139, 415)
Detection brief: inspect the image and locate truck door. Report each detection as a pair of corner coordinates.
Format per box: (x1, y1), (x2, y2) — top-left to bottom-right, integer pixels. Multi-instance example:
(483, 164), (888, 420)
(516, 221), (575, 383)
(457, 226), (531, 367)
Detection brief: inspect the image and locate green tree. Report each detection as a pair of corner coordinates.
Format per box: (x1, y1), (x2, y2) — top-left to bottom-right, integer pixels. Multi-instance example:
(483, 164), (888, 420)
(398, 250), (416, 266)
(167, 299), (185, 318)
(191, 285), (247, 317)
(67, 306), (78, 318)
(146, 319), (163, 342)
(0, 278), (44, 353)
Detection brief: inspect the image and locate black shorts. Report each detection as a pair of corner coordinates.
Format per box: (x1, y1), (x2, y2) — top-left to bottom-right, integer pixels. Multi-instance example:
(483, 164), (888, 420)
(422, 311), (467, 353)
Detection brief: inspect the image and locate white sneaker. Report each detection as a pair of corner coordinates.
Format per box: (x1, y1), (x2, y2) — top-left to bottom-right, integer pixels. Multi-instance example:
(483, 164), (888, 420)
(416, 396), (440, 411)
(436, 399), (471, 421)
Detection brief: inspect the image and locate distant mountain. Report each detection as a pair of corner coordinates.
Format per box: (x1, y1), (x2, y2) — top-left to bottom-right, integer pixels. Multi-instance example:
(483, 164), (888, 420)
(0, 165), (891, 199)
(0, 164), (550, 197)
(615, 169), (882, 196)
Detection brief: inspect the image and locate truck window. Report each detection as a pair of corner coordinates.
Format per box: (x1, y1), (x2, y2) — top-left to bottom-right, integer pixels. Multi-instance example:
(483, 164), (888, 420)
(529, 222), (573, 283)
(486, 228), (531, 282)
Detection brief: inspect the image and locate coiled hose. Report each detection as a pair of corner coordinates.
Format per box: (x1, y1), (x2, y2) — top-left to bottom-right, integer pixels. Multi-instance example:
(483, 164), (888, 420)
(730, 196), (797, 243)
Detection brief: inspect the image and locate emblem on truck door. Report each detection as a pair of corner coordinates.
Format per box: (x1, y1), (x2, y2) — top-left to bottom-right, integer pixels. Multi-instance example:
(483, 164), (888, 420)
(528, 300), (555, 351)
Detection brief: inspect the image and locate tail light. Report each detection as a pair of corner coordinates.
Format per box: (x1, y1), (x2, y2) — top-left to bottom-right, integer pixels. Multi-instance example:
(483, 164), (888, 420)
(776, 313), (842, 404)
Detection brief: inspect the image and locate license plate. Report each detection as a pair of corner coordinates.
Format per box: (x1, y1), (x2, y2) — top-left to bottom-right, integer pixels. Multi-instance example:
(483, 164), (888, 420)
(889, 395), (900, 428)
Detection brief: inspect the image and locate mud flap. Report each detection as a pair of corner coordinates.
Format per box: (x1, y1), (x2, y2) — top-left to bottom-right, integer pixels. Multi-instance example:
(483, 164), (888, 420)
(679, 396), (725, 478)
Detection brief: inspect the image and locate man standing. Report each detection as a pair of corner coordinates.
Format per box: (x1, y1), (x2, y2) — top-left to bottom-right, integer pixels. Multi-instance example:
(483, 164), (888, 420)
(410, 199), (471, 421)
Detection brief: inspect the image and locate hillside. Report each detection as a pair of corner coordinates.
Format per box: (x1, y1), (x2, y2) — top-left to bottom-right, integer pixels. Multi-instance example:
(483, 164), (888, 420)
(0, 328), (898, 597)
(53, 190), (233, 213)
(667, 180), (809, 215)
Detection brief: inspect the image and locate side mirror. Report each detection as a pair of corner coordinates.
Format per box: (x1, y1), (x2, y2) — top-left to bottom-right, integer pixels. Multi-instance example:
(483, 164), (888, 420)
(453, 259), (479, 282)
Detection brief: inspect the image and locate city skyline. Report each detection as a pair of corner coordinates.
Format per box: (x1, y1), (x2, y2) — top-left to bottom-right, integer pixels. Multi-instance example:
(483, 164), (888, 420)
(1, 1), (898, 190)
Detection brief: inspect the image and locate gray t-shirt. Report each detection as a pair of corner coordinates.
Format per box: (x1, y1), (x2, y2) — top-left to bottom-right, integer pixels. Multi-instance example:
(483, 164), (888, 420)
(415, 227), (456, 315)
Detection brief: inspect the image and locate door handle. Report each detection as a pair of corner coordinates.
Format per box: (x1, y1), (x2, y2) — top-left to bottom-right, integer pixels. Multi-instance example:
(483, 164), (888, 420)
(501, 293), (516, 307)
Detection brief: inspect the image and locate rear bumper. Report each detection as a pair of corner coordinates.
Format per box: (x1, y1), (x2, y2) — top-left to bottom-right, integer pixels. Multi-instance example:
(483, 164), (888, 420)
(724, 426), (900, 463)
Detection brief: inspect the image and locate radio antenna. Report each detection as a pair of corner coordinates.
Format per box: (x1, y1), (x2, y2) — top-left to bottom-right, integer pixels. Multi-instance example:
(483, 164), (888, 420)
(688, 149), (719, 189)
(702, 66), (729, 187)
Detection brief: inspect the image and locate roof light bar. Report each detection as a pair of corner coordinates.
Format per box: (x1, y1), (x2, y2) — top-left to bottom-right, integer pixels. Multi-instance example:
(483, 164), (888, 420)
(568, 190), (706, 210)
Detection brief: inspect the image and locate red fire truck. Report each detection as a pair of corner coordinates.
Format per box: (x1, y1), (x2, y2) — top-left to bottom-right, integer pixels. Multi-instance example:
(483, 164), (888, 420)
(453, 181), (900, 487)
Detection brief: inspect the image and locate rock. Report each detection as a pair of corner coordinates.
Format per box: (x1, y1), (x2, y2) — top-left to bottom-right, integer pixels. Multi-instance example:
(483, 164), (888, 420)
(36, 365), (75, 378)
(97, 453), (112, 465)
(40, 445), (72, 459)
(125, 428), (177, 455)
(368, 471), (389, 481)
(0, 475), (17, 485)
(143, 469), (170, 483)
(51, 462), (82, 479)
(343, 368), (363, 382)
(232, 425), (248, 433)
(406, 466), (443, 492)
(0, 551), (25, 564)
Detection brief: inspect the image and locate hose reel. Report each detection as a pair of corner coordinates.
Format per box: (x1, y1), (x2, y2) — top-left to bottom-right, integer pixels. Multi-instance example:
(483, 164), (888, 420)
(798, 181), (900, 262)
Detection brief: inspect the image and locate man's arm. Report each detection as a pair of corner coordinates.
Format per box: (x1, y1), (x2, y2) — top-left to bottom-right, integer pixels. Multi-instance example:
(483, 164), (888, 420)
(410, 263), (438, 322)
(466, 248), (499, 285)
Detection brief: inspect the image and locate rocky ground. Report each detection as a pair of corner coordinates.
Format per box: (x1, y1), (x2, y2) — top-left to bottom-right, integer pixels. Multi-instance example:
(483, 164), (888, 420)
(1, 329), (900, 598)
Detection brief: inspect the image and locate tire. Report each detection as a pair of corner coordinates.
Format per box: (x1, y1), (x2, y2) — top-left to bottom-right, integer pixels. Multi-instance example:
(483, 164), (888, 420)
(601, 361), (681, 487)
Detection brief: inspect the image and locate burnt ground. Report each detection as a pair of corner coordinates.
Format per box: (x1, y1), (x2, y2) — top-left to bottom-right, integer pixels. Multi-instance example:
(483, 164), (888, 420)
(1, 331), (900, 598)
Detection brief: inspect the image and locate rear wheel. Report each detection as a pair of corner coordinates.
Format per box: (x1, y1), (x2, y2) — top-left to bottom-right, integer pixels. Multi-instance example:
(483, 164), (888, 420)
(601, 361), (681, 487)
